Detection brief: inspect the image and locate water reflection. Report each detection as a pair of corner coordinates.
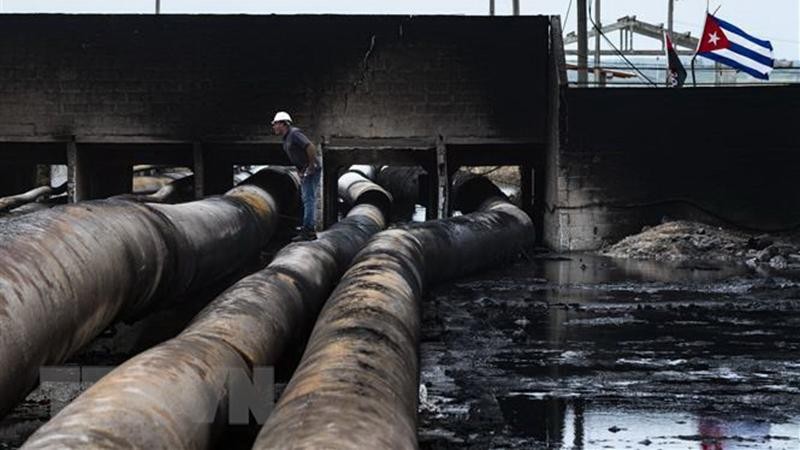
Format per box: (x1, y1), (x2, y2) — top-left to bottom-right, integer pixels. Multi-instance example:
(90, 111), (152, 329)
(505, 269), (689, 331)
(496, 394), (797, 449)
(419, 254), (800, 449)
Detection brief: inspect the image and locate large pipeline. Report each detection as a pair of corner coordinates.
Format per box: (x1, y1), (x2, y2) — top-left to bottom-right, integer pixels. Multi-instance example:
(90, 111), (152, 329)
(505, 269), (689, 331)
(0, 168), (298, 418)
(114, 174), (196, 204)
(253, 174), (533, 449)
(21, 170), (391, 449)
(375, 166), (426, 221)
(338, 165), (392, 218)
(148, 174), (194, 203)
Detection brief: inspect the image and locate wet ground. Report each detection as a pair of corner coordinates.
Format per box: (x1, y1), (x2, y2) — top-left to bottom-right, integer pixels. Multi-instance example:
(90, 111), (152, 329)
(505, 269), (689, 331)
(2, 252), (799, 449)
(418, 254), (800, 449)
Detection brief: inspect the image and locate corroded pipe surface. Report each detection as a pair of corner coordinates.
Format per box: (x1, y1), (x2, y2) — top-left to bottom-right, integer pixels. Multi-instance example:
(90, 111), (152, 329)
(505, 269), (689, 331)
(253, 229), (425, 450)
(0, 168), (296, 418)
(337, 168), (392, 218)
(375, 166), (426, 221)
(254, 179), (534, 449)
(0, 182), (66, 213)
(348, 164), (379, 180)
(21, 175), (388, 449)
(111, 174), (194, 205)
(376, 166), (426, 206)
(450, 171), (507, 214)
(149, 174), (195, 203)
(132, 175), (172, 194)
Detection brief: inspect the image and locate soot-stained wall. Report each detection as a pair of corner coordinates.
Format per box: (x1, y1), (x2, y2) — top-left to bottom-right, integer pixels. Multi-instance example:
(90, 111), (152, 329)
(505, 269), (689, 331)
(0, 14), (549, 141)
(550, 85), (800, 250)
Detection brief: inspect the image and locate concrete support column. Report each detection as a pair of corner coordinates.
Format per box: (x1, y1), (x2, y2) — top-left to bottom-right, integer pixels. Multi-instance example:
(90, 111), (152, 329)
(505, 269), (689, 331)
(67, 141), (88, 202)
(436, 136), (449, 219)
(192, 142), (204, 199)
(533, 158), (547, 244)
(322, 144), (340, 228)
(423, 163), (438, 221)
(521, 155), (546, 245)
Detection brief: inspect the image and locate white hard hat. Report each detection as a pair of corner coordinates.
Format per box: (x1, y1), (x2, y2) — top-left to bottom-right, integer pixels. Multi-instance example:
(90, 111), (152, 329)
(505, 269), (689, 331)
(271, 111), (292, 124)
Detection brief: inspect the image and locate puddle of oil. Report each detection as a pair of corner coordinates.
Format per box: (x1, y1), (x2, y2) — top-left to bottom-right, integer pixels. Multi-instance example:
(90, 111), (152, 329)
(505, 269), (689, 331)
(496, 395), (799, 450)
(419, 253), (800, 449)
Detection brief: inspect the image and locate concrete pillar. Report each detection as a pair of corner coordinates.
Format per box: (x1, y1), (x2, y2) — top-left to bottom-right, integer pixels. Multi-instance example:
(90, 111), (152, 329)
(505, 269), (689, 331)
(192, 142), (204, 199)
(322, 147), (340, 229)
(67, 141), (87, 202)
(423, 163), (438, 221)
(533, 159), (547, 245)
(436, 136), (449, 219)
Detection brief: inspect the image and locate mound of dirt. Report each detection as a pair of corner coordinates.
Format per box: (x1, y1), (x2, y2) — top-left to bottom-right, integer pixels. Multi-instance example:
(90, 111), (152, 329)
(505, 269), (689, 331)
(601, 220), (800, 269)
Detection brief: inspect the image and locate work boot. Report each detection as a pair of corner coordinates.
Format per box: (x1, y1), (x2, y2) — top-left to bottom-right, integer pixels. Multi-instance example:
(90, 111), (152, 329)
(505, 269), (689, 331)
(291, 228), (317, 242)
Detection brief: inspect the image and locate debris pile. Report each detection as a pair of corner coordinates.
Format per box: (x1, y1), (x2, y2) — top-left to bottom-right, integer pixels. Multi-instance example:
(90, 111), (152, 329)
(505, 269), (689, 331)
(601, 220), (800, 269)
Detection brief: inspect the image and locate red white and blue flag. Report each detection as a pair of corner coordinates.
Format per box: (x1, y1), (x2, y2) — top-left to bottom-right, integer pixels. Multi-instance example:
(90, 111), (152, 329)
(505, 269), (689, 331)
(695, 13), (774, 80)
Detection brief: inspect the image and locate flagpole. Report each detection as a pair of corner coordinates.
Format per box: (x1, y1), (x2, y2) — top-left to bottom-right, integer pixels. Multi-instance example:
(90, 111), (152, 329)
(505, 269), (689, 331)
(691, 55), (697, 87)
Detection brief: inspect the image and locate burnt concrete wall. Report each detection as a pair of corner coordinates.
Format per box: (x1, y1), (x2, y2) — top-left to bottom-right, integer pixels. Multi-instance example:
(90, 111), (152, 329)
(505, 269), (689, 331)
(549, 85), (800, 250)
(0, 14), (549, 141)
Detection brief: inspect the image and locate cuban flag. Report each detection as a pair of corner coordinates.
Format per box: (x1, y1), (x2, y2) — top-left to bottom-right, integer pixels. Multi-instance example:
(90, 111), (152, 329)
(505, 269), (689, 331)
(695, 14), (774, 80)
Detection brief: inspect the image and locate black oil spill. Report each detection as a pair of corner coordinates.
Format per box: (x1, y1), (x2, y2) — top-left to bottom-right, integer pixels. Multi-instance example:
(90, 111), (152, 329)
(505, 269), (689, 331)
(419, 253), (800, 449)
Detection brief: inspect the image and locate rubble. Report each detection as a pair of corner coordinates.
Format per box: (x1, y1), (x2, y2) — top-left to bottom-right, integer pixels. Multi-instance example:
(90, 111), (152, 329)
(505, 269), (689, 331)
(601, 220), (800, 270)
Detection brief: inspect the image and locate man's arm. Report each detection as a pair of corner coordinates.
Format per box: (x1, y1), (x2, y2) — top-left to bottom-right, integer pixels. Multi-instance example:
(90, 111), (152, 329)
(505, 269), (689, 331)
(305, 143), (318, 172)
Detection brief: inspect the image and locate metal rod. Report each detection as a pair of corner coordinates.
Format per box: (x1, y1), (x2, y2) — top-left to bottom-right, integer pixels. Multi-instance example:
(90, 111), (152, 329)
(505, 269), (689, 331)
(577, 0), (588, 86)
(253, 176), (534, 449)
(668, 0), (674, 37)
(594, 0), (604, 86)
(21, 172), (390, 450)
(0, 168), (299, 418)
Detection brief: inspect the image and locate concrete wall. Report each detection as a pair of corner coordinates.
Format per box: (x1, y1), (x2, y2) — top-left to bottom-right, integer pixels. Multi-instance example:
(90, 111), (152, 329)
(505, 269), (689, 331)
(547, 85), (800, 251)
(0, 14), (549, 142)
(542, 16), (566, 249)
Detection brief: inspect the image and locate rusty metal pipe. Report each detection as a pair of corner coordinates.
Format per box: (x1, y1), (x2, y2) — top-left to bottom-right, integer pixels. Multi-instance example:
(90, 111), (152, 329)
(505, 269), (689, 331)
(338, 166), (392, 218)
(21, 173), (391, 449)
(112, 174), (196, 205)
(0, 182), (67, 213)
(0, 168), (297, 418)
(376, 166), (426, 206)
(148, 173), (195, 203)
(347, 164), (380, 180)
(253, 177), (533, 449)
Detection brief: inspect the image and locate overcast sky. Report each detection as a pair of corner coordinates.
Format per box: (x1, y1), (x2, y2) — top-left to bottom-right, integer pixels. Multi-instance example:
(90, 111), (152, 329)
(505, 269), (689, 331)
(1, 1), (797, 59)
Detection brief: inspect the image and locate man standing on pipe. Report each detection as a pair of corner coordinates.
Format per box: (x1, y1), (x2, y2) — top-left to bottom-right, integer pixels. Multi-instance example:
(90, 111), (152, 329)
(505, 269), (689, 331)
(271, 111), (321, 241)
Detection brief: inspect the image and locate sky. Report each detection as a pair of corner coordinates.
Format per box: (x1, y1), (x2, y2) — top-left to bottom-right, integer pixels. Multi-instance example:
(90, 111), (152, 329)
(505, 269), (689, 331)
(0, 1), (797, 59)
